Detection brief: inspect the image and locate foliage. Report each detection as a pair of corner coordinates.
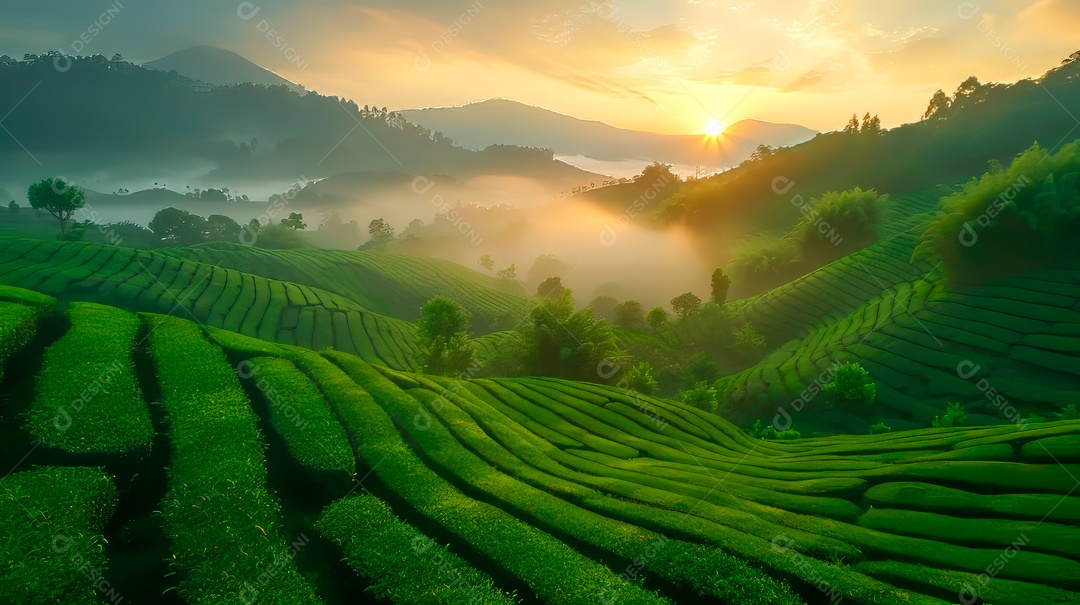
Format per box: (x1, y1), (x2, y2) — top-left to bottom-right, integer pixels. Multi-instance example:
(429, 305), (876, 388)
(793, 187), (886, 258)
(27, 177), (85, 239)
(921, 141), (1080, 283)
(670, 292), (703, 319)
(417, 297), (476, 376)
(731, 322), (767, 360)
(932, 402), (967, 428)
(279, 212), (306, 230)
(146, 314), (320, 603)
(150, 207), (208, 245)
(1057, 404), (1079, 421)
(25, 303), (152, 454)
(496, 264), (517, 279)
(869, 421), (892, 435)
(0, 466), (117, 604)
(6, 200), (16, 212)
(0, 301), (41, 384)
(822, 362), (877, 408)
(514, 289), (625, 380)
(367, 218), (395, 247)
(239, 356), (354, 479)
(623, 361), (658, 395)
(711, 268), (731, 305)
(613, 300), (646, 329)
(318, 495), (516, 605)
(730, 234), (799, 277)
(477, 254), (495, 272)
(681, 381), (717, 412)
(646, 306), (669, 330)
(537, 276), (566, 300)
(588, 295), (618, 322)
(251, 222), (311, 248)
(205, 214), (241, 242)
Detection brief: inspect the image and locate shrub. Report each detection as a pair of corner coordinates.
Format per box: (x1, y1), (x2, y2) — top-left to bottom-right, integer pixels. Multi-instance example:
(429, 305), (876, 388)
(0, 302), (39, 383)
(869, 421), (892, 435)
(145, 314), (319, 604)
(1057, 404), (1079, 421)
(317, 495), (516, 605)
(920, 141), (1080, 284)
(822, 362), (876, 408)
(0, 466), (117, 604)
(792, 187), (886, 256)
(622, 361), (658, 395)
(681, 381), (717, 412)
(26, 302), (153, 455)
(932, 402), (967, 428)
(731, 321), (767, 360)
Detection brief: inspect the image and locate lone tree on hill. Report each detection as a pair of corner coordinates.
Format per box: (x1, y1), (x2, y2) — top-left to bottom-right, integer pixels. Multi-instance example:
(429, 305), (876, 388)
(670, 292), (702, 319)
(711, 268), (731, 306)
(417, 297), (475, 376)
(27, 177), (85, 240)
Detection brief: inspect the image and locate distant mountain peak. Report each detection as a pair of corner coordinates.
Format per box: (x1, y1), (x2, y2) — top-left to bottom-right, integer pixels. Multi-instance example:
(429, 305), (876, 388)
(144, 45), (302, 92)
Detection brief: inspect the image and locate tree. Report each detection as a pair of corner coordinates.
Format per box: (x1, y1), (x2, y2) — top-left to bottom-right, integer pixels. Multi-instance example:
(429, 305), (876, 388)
(822, 362), (876, 408)
(496, 264), (516, 279)
(536, 276), (566, 300)
(417, 297), (475, 376)
(749, 144), (775, 162)
(932, 402), (967, 428)
(206, 214), (241, 242)
(477, 254), (495, 272)
(843, 113), (860, 133)
(27, 178), (85, 240)
(623, 362), (658, 395)
(670, 292), (702, 319)
(516, 289), (624, 380)
(864, 114), (882, 135)
(367, 218), (394, 246)
(526, 254), (567, 290)
(613, 300), (645, 329)
(923, 89), (952, 120)
(7, 200), (17, 213)
(710, 268), (731, 305)
(635, 161), (680, 186)
(280, 212), (306, 230)
(149, 207), (207, 245)
(681, 381), (717, 412)
(646, 306), (668, 330)
(588, 296), (618, 322)
(731, 322), (767, 360)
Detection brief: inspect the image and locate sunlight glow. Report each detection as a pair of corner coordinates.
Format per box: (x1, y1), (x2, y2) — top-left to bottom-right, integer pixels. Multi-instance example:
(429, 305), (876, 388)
(704, 118), (725, 137)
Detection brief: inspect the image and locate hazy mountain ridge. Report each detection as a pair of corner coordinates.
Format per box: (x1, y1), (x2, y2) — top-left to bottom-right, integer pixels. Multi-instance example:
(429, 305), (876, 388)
(400, 98), (818, 169)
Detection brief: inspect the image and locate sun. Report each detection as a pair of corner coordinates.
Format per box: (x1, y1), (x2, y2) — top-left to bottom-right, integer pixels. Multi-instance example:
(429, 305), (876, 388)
(704, 118), (725, 137)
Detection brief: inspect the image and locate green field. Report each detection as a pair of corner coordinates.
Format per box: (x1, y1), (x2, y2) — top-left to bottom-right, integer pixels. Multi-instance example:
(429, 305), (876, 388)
(0, 237), (422, 370)
(1, 288), (1078, 604)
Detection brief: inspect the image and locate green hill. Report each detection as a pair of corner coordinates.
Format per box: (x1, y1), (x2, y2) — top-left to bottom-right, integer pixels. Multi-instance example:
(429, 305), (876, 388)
(164, 242), (532, 332)
(2, 286), (1079, 604)
(0, 237), (421, 369)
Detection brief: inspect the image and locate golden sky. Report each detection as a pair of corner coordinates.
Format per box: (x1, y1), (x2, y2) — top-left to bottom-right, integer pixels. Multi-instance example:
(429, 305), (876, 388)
(7, 0), (1078, 134)
(259, 0), (1077, 134)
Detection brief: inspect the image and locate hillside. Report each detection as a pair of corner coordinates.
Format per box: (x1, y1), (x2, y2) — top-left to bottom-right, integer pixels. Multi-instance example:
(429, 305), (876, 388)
(400, 98), (817, 170)
(2, 286), (1078, 604)
(163, 242), (533, 331)
(0, 54), (601, 196)
(144, 45), (303, 92)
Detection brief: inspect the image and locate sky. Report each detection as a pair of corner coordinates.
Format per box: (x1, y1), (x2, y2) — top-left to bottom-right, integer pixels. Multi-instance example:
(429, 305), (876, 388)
(3, 0), (1078, 134)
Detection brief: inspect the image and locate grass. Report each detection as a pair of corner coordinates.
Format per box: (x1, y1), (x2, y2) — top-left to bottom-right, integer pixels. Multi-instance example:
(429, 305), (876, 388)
(25, 302), (153, 455)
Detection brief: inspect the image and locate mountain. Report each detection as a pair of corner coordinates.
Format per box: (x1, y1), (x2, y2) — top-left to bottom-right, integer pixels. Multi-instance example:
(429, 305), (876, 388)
(399, 98), (818, 170)
(144, 45), (303, 92)
(0, 53), (601, 199)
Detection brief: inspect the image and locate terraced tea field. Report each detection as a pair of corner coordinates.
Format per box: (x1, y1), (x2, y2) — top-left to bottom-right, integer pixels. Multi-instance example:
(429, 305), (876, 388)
(719, 252), (1080, 430)
(165, 243), (533, 331)
(2, 286), (1078, 604)
(0, 237), (422, 370)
